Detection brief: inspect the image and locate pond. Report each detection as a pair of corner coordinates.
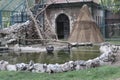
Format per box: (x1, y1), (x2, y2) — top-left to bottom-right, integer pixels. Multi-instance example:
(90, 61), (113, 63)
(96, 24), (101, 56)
(0, 46), (100, 64)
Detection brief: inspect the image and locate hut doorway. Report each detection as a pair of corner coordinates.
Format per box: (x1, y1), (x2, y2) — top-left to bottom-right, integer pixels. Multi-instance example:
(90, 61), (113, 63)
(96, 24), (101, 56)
(56, 14), (70, 39)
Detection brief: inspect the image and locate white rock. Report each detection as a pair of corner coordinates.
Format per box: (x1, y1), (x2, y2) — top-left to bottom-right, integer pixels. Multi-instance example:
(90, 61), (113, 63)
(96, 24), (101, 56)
(100, 45), (111, 54)
(61, 62), (73, 72)
(14, 44), (20, 52)
(32, 63), (47, 73)
(0, 60), (9, 70)
(6, 64), (17, 71)
(46, 64), (63, 73)
(75, 65), (85, 70)
(85, 60), (93, 68)
(99, 60), (112, 66)
(16, 63), (28, 71)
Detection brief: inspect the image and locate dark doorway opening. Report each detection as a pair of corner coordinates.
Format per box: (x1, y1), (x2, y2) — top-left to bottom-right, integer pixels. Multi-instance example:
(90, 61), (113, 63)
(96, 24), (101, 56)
(56, 14), (70, 39)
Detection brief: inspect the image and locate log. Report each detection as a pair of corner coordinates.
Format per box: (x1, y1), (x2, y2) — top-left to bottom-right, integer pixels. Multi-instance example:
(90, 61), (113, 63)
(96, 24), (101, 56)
(35, 4), (52, 19)
(26, 0), (43, 40)
(17, 38), (69, 44)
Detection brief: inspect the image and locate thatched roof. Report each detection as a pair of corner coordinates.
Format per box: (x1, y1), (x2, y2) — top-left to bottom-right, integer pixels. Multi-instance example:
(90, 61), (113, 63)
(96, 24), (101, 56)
(68, 4), (104, 43)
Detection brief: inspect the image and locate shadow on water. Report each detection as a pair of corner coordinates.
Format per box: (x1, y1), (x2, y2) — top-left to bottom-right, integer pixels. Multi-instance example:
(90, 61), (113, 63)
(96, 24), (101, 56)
(0, 46), (100, 64)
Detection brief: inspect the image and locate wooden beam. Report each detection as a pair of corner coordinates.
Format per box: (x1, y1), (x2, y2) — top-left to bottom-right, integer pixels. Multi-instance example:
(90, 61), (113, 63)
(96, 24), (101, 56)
(26, 0), (43, 40)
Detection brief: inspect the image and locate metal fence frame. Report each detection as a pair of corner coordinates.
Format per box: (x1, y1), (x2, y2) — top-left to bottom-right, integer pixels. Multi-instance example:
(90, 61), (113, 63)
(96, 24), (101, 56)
(0, 10), (28, 28)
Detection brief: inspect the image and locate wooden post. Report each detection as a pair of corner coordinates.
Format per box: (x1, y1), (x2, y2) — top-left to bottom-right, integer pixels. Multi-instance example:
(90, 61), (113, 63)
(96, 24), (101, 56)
(25, 0), (43, 40)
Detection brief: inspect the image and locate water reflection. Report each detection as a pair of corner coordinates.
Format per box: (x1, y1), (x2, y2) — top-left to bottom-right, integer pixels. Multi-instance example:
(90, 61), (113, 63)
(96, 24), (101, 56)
(0, 46), (100, 64)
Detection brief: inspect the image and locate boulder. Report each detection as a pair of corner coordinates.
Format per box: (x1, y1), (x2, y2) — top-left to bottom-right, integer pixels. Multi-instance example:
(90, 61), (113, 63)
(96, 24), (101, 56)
(6, 64), (17, 71)
(61, 61), (75, 72)
(0, 60), (9, 70)
(46, 63), (63, 73)
(74, 60), (86, 70)
(100, 43), (112, 54)
(99, 60), (112, 66)
(16, 63), (28, 71)
(32, 63), (47, 73)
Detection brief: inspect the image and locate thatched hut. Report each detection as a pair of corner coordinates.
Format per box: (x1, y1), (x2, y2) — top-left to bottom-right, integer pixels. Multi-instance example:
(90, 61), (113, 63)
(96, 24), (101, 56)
(68, 4), (104, 43)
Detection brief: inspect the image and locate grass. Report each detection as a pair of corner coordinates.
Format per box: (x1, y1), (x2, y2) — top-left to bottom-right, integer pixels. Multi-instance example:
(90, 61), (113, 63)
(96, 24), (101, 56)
(0, 66), (120, 80)
(105, 39), (120, 45)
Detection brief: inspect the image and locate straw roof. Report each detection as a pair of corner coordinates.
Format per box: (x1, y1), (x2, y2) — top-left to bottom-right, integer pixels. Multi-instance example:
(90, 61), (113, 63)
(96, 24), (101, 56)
(68, 4), (104, 43)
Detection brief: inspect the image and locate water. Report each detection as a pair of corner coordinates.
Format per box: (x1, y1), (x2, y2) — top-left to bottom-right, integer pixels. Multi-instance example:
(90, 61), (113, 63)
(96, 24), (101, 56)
(0, 46), (100, 64)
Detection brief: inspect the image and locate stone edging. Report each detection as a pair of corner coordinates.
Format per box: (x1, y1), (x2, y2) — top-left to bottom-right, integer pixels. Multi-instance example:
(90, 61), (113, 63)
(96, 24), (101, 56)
(0, 43), (119, 73)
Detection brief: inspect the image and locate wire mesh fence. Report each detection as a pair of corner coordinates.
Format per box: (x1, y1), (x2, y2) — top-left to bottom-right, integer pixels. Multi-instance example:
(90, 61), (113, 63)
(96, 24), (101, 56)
(104, 23), (120, 44)
(0, 11), (28, 28)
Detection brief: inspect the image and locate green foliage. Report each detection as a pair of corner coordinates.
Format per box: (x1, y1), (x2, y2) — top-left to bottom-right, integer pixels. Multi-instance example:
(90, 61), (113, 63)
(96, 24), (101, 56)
(0, 66), (120, 80)
(112, 0), (120, 13)
(100, 0), (120, 13)
(100, 0), (113, 8)
(105, 39), (120, 45)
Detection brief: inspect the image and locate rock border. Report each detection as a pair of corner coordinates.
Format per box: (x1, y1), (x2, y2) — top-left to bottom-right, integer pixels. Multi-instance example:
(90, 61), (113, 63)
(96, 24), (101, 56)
(0, 43), (119, 73)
